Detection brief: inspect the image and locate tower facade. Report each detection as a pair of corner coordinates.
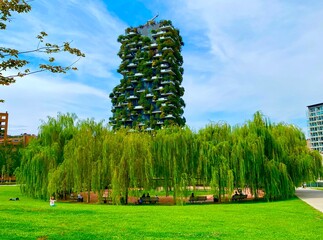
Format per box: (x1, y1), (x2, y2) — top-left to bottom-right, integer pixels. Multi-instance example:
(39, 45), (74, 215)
(307, 103), (323, 152)
(109, 19), (185, 130)
(0, 112), (8, 142)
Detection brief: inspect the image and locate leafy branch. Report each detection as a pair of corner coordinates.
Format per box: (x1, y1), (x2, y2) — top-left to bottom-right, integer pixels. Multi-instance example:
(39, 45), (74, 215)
(0, 1), (85, 102)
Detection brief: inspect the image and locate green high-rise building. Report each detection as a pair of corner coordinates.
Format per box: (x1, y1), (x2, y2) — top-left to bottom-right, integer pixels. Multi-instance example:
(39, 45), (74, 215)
(109, 19), (185, 130)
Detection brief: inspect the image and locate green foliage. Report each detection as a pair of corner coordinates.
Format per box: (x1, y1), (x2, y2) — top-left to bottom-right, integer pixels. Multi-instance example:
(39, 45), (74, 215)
(0, 144), (22, 178)
(16, 113), (77, 199)
(110, 20), (185, 130)
(17, 112), (323, 203)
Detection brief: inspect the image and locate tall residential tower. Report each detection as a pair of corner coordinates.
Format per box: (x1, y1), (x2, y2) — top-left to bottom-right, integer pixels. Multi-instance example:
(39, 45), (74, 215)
(109, 19), (185, 130)
(307, 103), (323, 152)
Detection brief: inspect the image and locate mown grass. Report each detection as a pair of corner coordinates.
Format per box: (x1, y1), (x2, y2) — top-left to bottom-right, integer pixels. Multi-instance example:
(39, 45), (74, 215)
(309, 187), (323, 191)
(1, 186), (322, 240)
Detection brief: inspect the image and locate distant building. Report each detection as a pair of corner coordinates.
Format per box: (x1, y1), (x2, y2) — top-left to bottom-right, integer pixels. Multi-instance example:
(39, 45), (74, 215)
(109, 18), (185, 130)
(0, 112), (35, 146)
(0, 112), (8, 142)
(307, 103), (323, 152)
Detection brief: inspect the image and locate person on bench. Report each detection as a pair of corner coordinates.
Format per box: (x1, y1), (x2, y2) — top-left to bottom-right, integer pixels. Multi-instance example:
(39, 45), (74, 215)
(77, 193), (83, 202)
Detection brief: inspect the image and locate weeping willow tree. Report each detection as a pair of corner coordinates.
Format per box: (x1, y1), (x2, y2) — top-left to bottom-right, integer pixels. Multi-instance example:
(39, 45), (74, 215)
(17, 111), (323, 203)
(48, 119), (107, 202)
(151, 126), (197, 204)
(271, 123), (322, 186)
(16, 113), (77, 199)
(196, 122), (233, 202)
(0, 143), (22, 180)
(112, 132), (153, 203)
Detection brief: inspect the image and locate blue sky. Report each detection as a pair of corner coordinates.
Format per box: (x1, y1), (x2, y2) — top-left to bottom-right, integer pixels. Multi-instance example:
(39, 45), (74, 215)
(1, 0), (323, 136)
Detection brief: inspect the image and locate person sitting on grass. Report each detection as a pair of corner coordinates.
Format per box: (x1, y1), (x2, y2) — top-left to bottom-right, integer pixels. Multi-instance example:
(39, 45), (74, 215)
(50, 196), (56, 207)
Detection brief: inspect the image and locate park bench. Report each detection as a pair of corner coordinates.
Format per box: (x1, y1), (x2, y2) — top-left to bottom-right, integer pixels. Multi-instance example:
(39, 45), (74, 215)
(70, 193), (83, 202)
(70, 193), (78, 201)
(102, 197), (112, 204)
(138, 196), (159, 204)
(231, 194), (247, 201)
(189, 195), (208, 203)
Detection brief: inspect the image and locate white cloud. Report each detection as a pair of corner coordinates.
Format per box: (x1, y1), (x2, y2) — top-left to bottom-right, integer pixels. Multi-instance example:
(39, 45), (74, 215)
(0, 0), (126, 134)
(2, 0), (323, 136)
(1, 73), (109, 135)
(157, 0), (323, 133)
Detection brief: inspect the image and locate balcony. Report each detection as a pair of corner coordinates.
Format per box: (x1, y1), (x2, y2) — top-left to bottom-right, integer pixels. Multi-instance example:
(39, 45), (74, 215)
(162, 47), (173, 52)
(127, 95), (138, 100)
(164, 114), (175, 119)
(152, 76), (163, 80)
(126, 42), (136, 47)
(157, 97), (167, 102)
(154, 86), (164, 91)
(152, 110), (161, 114)
(161, 92), (174, 96)
(160, 63), (168, 68)
(127, 63), (137, 67)
(152, 30), (167, 37)
(160, 25), (174, 31)
(134, 105), (144, 110)
(157, 120), (164, 125)
(134, 72), (143, 77)
(146, 93), (153, 98)
(154, 53), (162, 58)
(160, 36), (175, 42)
(161, 69), (175, 75)
(150, 43), (158, 48)
(161, 80), (175, 85)
(127, 31), (137, 36)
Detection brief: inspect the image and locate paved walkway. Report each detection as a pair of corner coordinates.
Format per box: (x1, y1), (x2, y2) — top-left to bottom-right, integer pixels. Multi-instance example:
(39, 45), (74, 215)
(295, 188), (323, 213)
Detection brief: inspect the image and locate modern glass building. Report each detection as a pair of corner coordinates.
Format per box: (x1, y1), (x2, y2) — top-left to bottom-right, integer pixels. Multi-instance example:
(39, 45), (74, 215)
(109, 19), (185, 130)
(307, 103), (323, 152)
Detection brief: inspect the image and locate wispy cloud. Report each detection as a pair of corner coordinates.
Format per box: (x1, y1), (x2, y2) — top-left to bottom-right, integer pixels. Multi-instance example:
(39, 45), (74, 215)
(1, 72), (108, 134)
(1, 0), (323, 136)
(147, 0), (323, 133)
(1, 0), (127, 134)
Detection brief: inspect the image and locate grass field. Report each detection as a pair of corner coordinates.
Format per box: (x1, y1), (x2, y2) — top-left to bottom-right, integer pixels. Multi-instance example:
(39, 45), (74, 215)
(309, 187), (323, 191)
(1, 186), (322, 240)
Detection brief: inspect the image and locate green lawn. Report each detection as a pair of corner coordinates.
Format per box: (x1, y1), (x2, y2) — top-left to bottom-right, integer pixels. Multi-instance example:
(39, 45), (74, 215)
(1, 186), (322, 240)
(309, 187), (323, 191)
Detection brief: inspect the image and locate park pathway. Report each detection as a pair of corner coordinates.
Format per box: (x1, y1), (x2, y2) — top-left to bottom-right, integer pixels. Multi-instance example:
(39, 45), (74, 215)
(295, 188), (323, 213)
